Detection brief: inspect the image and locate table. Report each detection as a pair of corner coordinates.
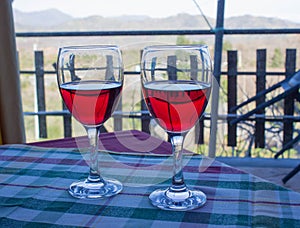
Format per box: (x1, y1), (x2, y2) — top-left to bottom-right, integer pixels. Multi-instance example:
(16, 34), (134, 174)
(1, 130), (300, 227)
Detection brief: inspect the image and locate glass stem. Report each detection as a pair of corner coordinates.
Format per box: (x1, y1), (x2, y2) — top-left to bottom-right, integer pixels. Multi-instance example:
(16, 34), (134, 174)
(85, 126), (103, 183)
(169, 132), (187, 192)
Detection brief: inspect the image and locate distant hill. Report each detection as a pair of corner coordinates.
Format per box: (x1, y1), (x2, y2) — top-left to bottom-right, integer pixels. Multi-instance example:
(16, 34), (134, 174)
(13, 9), (300, 32)
(13, 9), (73, 28)
(225, 14), (300, 28)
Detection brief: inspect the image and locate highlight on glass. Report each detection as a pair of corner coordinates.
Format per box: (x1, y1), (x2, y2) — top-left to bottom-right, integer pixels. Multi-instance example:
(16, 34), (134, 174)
(141, 45), (212, 211)
(57, 45), (123, 199)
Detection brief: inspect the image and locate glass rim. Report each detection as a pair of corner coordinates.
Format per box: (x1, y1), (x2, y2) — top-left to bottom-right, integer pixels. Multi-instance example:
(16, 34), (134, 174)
(143, 44), (208, 51)
(58, 44), (121, 51)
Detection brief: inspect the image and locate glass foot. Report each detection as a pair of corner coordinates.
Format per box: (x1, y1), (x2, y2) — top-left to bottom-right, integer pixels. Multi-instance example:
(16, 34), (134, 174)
(149, 187), (206, 211)
(68, 178), (123, 199)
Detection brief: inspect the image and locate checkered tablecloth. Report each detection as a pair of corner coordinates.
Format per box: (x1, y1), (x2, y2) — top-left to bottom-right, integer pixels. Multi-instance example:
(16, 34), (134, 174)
(0, 131), (300, 227)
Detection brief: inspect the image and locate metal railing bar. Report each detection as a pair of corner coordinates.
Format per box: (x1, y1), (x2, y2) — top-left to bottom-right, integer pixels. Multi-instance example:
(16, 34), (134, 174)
(24, 110), (300, 122)
(20, 70), (140, 75)
(200, 113), (300, 122)
(16, 30), (214, 37)
(16, 28), (300, 38)
(19, 70), (289, 77)
(24, 110), (71, 116)
(224, 28), (300, 35)
(21, 70), (56, 74)
(221, 71), (288, 76)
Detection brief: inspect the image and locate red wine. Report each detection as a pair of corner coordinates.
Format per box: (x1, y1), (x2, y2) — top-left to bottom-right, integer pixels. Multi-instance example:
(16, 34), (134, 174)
(60, 80), (122, 126)
(142, 81), (210, 132)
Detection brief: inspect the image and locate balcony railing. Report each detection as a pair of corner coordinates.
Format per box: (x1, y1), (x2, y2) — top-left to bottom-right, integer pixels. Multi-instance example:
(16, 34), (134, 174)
(17, 28), (300, 158)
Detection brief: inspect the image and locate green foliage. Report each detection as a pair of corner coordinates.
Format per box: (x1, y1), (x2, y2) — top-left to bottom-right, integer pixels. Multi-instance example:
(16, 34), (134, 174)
(223, 40), (233, 51)
(176, 35), (206, 45)
(20, 75), (31, 89)
(23, 116), (36, 142)
(219, 78), (228, 103)
(176, 35), (191, 45)
(47, 117), (64, 139)
(271, 48), (283, 68)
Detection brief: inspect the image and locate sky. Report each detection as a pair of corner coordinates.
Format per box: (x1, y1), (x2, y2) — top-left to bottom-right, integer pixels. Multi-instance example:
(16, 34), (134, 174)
(12, 0), (300, 23)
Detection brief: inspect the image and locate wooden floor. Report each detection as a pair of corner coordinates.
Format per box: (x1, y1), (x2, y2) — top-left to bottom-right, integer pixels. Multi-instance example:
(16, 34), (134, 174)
(217, 157), (300, 193)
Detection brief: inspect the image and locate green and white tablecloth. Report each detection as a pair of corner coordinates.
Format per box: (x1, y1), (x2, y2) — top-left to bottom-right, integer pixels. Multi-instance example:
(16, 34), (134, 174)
(0, 131), (300, 227)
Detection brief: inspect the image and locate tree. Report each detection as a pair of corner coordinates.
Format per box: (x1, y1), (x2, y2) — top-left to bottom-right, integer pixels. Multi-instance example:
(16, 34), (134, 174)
(271, 48), (283, 68)
(176, 35), (191, 45)
(176, 35), (206, 45)
(223, 40), (232, 51)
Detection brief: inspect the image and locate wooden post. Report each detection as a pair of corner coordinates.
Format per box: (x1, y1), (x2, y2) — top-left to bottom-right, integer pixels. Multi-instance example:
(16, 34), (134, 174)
(190, 55), (204, 144)
(141, 50), (150, 133)
(209, 0), (225, 158)
(0, 0), (25, 144)
(227, 50), (238, 147)
(255, 49), (266, 148)
(105, 55), (122, 131)
(167, 55), (177, 80)
(62, 102), (72, 138)
(105, 55), (114, 80)
(190, 55), (198, 81)
(34, 51), (47, 138)
(283, 49), (296, 149)
(114, 99), (123, 131)
(53, 62), (72, 138)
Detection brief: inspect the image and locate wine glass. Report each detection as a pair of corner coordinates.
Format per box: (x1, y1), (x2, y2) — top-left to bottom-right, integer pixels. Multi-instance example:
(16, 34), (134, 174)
(57, 45), (123, 198)
(141, 45), (212, 211)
